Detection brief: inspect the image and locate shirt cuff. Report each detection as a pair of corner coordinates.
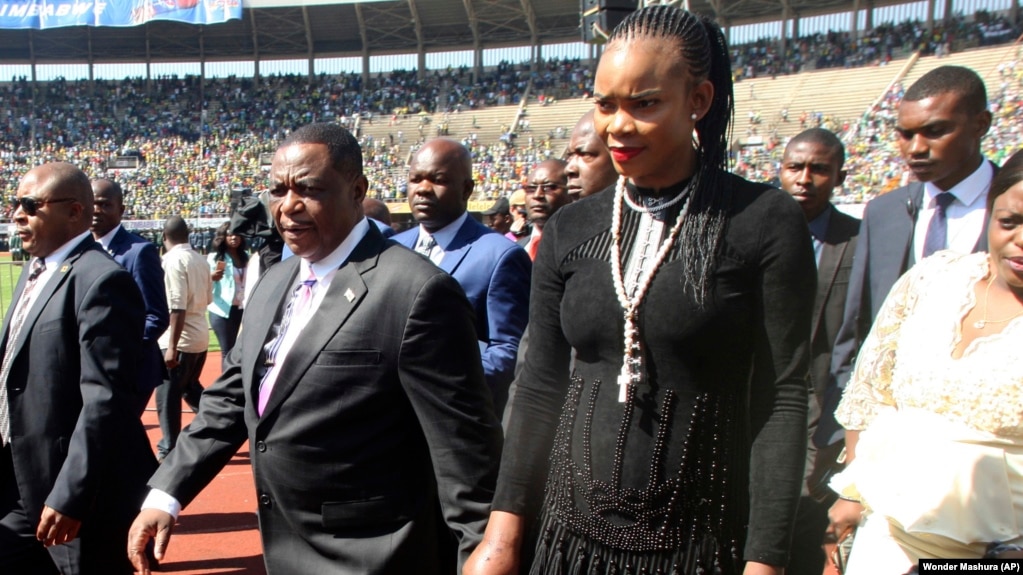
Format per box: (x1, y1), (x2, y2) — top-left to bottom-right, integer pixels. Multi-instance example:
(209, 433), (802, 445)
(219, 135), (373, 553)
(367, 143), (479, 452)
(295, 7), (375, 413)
(142, 488), (182, 519)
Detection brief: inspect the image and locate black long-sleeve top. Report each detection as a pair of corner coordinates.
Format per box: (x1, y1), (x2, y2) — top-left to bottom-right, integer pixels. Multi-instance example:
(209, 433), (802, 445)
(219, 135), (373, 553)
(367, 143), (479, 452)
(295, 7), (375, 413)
(494, 173), (816, 570)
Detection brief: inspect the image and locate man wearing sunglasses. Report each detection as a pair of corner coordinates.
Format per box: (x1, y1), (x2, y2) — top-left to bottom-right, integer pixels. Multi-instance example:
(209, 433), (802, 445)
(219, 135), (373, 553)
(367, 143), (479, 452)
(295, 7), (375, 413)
(0, 163), (156, 574)
(519, 159), (572, 261)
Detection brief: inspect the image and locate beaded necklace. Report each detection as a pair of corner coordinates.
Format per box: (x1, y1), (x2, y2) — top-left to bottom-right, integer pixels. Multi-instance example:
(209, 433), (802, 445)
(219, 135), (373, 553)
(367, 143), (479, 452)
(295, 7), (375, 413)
(610, 175), (691, 402)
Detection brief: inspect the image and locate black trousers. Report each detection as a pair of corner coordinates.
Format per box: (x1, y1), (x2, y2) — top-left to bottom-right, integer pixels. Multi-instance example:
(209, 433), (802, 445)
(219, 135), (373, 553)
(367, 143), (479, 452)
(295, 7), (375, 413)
(0, 445), (59, 575)
(156, 349), (208, 458)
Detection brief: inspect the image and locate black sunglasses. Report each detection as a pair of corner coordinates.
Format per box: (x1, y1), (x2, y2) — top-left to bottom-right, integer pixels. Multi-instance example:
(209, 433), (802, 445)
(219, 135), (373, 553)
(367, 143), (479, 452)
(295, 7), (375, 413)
(10, 196), (77, 216)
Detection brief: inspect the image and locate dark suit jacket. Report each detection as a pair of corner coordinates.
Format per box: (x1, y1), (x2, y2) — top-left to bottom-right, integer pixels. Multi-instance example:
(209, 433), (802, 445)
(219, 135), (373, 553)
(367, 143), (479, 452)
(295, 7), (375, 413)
(149, 225), (502, 574)
(816, 180), (988, 447)
(107, 226), (169, 398)
(808, 208), (860, 407)
(394, 217), (531, 413)
(1, 237), (157, 573)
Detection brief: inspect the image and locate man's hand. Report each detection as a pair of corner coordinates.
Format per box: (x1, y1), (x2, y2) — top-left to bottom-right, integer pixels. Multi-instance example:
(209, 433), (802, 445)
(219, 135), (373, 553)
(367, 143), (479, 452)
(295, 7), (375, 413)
(128, 509), (175, 575)
(827, 498), (864, 540)
(36, 506), (81, 547)
(164, 348), (180, 370)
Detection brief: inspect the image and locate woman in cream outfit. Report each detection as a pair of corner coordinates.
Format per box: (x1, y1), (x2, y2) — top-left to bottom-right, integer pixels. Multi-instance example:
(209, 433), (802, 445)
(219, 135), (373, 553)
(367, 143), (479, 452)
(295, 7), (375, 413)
(829, 149), (1023, 572)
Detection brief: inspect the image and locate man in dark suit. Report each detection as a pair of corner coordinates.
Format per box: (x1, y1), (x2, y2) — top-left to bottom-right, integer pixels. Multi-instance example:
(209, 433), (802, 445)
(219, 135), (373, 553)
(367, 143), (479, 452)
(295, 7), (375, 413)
(394, 138), (531, 414)
(0, 162), (156, 574)
(519, 159), (571, 260)
(821, 65), (994, 534)
(91, 178), (169, 415)
(128, 123), (502, 575)
(778, 129), (860, 575)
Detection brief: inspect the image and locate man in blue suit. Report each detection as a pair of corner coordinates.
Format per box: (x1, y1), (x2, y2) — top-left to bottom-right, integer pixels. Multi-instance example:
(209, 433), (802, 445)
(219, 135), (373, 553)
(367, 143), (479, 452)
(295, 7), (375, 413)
(394, 138), (531, 414)
(91, 178), (170, 415)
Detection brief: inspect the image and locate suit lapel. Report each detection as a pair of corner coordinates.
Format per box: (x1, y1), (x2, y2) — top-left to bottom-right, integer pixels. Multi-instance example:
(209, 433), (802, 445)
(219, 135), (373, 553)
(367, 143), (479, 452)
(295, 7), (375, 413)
(8, 240), (90, 362)
(904, 183), (925, 267)
(257, 230), (382, 421)
(0, 265), (30, 351)
(811, 210), (851, 338)
(439, 217), (480, 275)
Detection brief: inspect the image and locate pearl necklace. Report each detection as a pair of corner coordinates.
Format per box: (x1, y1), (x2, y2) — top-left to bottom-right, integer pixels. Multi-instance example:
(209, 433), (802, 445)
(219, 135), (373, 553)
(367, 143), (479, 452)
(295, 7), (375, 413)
(974, 273), (1023, 329)
(610, 175), (690, 402)
(622, 180), (691, 214)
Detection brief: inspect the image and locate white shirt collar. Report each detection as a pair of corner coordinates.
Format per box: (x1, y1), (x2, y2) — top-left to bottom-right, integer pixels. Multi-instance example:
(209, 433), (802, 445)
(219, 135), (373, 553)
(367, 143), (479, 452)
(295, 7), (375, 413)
(924, 160), (992, 208)
(302, 217), (371, 282)
(418, 211), (468, 251)
(40, 230), (92, 272)
(97, 224), (122, 251)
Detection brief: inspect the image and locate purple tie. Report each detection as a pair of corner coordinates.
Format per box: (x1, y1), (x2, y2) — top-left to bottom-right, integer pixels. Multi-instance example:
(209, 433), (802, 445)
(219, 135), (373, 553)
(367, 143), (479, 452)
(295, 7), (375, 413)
(922, 192), (955, 258)
(257, 272), (316, 415)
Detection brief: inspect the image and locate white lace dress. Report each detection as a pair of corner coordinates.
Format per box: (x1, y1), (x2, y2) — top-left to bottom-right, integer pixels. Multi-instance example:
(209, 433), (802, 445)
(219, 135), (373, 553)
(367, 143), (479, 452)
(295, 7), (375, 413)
(831, 251), (1023, 572)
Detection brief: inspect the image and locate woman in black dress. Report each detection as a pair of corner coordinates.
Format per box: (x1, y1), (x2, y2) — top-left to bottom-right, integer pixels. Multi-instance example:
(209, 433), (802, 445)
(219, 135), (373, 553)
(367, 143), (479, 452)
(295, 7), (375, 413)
(465, 6), (815, 575)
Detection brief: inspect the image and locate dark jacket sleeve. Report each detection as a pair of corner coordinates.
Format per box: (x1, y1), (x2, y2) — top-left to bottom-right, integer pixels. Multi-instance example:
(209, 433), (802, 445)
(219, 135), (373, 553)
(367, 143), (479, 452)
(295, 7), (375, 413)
(492, 208), (572, 521)
(133, 241), (170, 343)
(398, 272), (503, 570)
(744, 189), (815, 566)
(45, 267), (146, 518)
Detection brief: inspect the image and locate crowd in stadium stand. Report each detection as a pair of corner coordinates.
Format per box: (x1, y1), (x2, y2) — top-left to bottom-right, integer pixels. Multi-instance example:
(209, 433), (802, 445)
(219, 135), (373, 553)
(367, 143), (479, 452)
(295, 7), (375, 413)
(0, 9), (1020, 221)
(732, 10), (1020, 79)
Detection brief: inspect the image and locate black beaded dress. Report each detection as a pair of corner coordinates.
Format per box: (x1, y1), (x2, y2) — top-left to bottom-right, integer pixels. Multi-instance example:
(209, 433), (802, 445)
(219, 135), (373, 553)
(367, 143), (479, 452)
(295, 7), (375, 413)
(493, 173), (815, 574)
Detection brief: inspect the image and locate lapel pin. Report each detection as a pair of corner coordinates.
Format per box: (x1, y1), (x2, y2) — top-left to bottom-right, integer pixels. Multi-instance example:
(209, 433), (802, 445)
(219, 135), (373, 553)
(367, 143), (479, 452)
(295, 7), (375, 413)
(344, 288), (355, 302)
(60, 264), (70, 273)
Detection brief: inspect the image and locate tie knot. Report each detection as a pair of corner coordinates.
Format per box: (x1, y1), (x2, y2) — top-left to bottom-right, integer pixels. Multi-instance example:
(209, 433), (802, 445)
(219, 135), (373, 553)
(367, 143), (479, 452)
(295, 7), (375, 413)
(935, 192), (955, 211)
(29, 258), (45, 280)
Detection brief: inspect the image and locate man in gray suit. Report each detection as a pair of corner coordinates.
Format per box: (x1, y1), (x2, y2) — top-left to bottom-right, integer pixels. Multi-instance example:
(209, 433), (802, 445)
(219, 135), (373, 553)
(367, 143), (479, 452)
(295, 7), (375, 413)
(778, 128), (860, 575)
(820, 65), (993, 535)
(128, 123), (502, 574)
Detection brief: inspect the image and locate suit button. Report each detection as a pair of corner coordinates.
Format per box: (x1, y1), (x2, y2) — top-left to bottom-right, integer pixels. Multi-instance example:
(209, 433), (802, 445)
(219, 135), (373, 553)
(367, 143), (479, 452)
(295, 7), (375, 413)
(260, 493), (271, 508)
(255, 441), (266, 452)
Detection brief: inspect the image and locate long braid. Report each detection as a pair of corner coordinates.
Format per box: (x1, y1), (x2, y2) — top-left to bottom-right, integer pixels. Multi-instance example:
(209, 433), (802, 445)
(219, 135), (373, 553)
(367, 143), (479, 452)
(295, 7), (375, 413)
(608, 6), (734, 307)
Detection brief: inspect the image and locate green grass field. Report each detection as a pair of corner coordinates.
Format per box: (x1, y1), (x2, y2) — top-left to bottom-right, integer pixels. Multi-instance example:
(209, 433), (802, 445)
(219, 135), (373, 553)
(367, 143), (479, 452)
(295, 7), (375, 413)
(0, 253), (221, 353)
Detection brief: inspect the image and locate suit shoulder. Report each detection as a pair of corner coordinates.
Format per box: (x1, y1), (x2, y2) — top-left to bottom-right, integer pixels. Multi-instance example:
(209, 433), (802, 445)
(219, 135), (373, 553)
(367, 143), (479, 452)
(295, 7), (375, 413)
(393, 227), (417, 245)
(727, 174), (805, 227)
(473, 229), (526, 255)
(831, 208), (861, 235)
(866, 184), (916, 212)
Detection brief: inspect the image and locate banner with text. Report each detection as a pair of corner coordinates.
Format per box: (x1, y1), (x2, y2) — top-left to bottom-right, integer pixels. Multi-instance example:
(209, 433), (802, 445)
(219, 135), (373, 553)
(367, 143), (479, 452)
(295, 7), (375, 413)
(0, 1), (242, 29)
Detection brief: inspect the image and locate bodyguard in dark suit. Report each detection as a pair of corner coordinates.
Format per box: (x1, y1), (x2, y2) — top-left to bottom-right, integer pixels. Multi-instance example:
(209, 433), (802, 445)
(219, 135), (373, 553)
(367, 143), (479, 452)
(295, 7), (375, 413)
(394, 138), (531, 414)
(128, 123), (502, 575)
(91, 178), (169, 415)
(778, 129), (860, 575)
(0, 163), (156, 574)
(823, 66), (994, 538)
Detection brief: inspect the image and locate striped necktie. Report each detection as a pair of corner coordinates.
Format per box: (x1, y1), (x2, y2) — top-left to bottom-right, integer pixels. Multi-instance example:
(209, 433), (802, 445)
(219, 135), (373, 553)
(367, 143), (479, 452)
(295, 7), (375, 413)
(0, 258), (46, 445)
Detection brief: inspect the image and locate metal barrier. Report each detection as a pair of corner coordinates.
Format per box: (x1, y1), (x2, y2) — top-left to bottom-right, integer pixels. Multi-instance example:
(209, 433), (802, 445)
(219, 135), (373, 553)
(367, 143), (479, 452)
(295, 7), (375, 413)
(0, 261), (25, 313)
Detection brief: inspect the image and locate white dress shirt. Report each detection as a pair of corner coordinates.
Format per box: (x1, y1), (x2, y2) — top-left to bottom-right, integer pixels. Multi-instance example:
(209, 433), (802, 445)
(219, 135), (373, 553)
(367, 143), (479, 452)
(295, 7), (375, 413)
(416, 211), (468, 266)
(912, 160), (991, 262)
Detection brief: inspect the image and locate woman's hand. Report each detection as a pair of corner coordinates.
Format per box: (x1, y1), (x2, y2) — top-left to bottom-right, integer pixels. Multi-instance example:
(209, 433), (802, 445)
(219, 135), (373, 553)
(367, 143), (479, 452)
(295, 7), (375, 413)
(463, 511), (523, 575)
(827, 498), (864, 540)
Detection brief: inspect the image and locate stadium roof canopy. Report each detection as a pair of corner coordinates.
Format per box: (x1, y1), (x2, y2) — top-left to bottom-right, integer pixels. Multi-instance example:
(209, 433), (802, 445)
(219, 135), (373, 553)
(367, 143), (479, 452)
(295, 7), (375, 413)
(0, 0), (924, 65)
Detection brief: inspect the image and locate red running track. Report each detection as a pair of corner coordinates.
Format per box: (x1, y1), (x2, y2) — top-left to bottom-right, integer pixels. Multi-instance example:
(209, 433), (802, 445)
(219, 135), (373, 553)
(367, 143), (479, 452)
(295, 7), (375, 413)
(140, 352), (266, 574)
